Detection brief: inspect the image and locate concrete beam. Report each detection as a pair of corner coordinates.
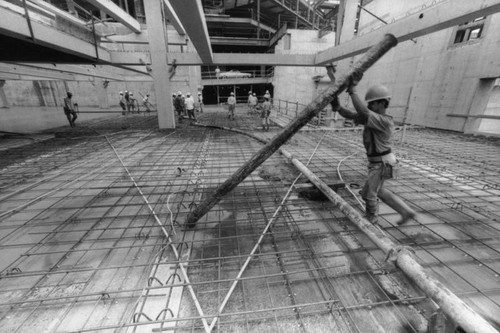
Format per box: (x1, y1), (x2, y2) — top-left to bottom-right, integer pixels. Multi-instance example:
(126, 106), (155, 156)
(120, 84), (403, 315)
(315, 0), (500, 65)
(169, 0), (213, 64)
(101, 29), (187, 45)
(204, 16), (277, 34)
(84, 0), (141, 33)
(0, 4), (111, 62)
(0, 63), (75, 80)
(11, 63), (125, 81)
(163, 0), (185, 36)
(110, 51), (316, 66)
(30, 0), (92, 32)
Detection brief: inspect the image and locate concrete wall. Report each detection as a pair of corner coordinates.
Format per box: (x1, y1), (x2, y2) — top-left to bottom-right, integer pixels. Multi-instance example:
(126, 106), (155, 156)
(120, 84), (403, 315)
(349, 0), (500, 135)
(273, 29), (336, 110)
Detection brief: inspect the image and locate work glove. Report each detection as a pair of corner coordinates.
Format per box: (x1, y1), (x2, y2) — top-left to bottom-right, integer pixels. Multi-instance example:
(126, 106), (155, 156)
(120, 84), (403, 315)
(330, 96), (340, 112)
(346, 71), (363, 94)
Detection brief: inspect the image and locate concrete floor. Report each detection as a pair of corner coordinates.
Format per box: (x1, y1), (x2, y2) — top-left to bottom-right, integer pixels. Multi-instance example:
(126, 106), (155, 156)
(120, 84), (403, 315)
(0, 106), (499, 332)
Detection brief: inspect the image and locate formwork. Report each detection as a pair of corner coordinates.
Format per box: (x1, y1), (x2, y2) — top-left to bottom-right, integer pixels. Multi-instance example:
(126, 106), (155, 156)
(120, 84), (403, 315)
(0, 107), (499, 333)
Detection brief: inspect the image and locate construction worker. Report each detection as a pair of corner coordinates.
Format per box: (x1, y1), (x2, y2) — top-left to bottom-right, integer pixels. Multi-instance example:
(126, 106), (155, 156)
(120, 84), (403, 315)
(185, 92), (196, 122)
(128, 93), (137, 113)
(264, 90), (271, 102)
(174, 91), (184, 121)
(142, 93), (152, 112)
(249, 92), (258, 114)
(63, 92), (78, 127)
(215, 66), (221, 79)
(247, 91), (253, 114)
(119, 91), (126, 114)
(227, 92), (236, 120)
(261, 96), (271, 131)
(124, 90), (130, 113)
(331, 77), (417, 226)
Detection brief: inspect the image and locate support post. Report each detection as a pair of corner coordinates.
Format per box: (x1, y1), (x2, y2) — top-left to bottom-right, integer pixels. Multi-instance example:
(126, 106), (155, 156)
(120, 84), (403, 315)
(185, 34), (398, 228)
(144, 0), (175, 128)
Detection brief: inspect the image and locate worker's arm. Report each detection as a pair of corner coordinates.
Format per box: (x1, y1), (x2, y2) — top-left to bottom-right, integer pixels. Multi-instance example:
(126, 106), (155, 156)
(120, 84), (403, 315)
(330, 96), (358, 119)
(347, 86), (370, 121)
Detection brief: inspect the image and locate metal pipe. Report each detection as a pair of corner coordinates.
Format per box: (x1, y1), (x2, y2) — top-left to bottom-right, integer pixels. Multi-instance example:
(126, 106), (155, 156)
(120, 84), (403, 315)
(279, 148), (499, 333)
(185, 33), (398, 228)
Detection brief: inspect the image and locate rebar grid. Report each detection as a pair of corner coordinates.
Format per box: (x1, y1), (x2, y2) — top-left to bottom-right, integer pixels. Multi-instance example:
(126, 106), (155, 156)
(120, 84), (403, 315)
(0, 110), (499, 332)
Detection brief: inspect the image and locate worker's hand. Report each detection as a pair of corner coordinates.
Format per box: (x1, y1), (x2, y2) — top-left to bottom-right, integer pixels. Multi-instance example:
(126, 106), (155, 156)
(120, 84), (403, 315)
(330, 96), (340, 112)
(346, 71), (363, 94)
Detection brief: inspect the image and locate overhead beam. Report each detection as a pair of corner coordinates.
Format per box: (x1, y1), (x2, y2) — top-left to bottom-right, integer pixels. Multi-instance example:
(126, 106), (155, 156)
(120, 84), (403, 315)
(11, 63), (125, 81)
(168, 0), (213, 64)
(204, 16), (277, 34)
(0, 63), (75, 80)
(110, 51), (316, 66)
(315, 0), (500, 65)
(0, 4), (111, 63)
(163, 0), (185, 36)
(210, 37), (269, 47)
(84, 0), (141, 33)
(30, 0), (92, 32)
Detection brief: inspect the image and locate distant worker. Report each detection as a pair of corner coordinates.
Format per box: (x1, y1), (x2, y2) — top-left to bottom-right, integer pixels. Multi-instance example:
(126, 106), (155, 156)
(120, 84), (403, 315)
(197, 92), (204, 113)
(124, 90), (130, 113)
(264, 90), (271, 101)
(185, 92), (196, 122)
(119, 91), (126, 114)
(63, 92), (78, 128)
(174, 91), (184, 121)
(331, 74), (418, 226)
(261, 96), (271, 131)
(247, 91), (253, 114)
(227, 92), (236, 120)
(249, 92), (258, 114)
(128, 93), (137, 113)
(142, 93), (152, 112)
(215, 66), (221, 79)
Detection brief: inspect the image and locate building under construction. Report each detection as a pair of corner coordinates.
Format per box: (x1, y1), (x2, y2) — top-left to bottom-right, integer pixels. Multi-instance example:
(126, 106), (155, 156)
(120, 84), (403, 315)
(0, 1), (500, 332)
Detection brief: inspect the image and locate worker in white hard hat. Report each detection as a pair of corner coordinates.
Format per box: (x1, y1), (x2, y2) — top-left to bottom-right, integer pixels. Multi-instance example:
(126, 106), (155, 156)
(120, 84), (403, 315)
(227, 92), (236, 120)
(331, 73), (418, 226)
(264, 90), (271, 101)
(174, 91), (184, 121)
(119, 91), (126, 113)
(184, 92), (196, 122)
(248, 92), (258, 115)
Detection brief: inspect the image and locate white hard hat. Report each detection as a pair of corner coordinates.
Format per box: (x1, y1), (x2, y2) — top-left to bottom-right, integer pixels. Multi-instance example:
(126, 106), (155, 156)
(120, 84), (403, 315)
(119, 91), (123, 94)
(187, 92), (191, 96)
(198, 92), (201, 95)
(365, 85), (391, 103)
(230, 92), (234, 95)
(177, 91), (182, 95)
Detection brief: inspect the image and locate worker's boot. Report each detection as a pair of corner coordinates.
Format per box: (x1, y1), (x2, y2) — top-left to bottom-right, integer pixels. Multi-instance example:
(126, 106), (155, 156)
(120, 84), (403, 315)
(378, 188), (417, 225)
(364, 200), (379, 225)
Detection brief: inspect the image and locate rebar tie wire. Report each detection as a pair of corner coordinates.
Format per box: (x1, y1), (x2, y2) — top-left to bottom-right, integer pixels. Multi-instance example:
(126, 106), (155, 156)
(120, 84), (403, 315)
(208, 132), (329, 332)
(103, 134), (212, 333)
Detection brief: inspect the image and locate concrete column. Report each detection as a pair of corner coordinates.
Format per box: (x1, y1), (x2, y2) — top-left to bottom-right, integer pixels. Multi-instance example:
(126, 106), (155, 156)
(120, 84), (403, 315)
(144, 0), (175, 129)
(0, 80), (8, 108)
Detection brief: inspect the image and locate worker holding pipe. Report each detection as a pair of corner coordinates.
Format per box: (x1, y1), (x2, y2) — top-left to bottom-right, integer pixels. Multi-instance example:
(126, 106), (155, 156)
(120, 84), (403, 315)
(331, 75), (417, 226)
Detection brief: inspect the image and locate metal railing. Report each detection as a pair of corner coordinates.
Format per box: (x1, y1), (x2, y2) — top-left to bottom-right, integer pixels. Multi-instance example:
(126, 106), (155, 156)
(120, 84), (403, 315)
(201, 67), (274, 80)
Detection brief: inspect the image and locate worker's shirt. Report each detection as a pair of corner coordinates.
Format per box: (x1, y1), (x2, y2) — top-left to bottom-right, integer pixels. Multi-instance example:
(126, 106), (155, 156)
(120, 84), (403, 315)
(358, 111), (394, 162)
(120, 96), (126, 104)
(174, 97), (184, 110)
(63, 97), (74, 111)
(249, 96), (257, 106)
(227, 96), (236, 105)
(185, 97), (195, 110)
(261, 101), (271, 118)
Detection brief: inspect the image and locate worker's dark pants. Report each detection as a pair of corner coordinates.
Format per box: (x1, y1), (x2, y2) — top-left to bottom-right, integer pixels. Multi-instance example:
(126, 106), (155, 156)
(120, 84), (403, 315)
(187, 108), (196, 120)
(175, 108), (183, 120)
(361, 162), (414, 223)
(65, 111), (77, 127)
